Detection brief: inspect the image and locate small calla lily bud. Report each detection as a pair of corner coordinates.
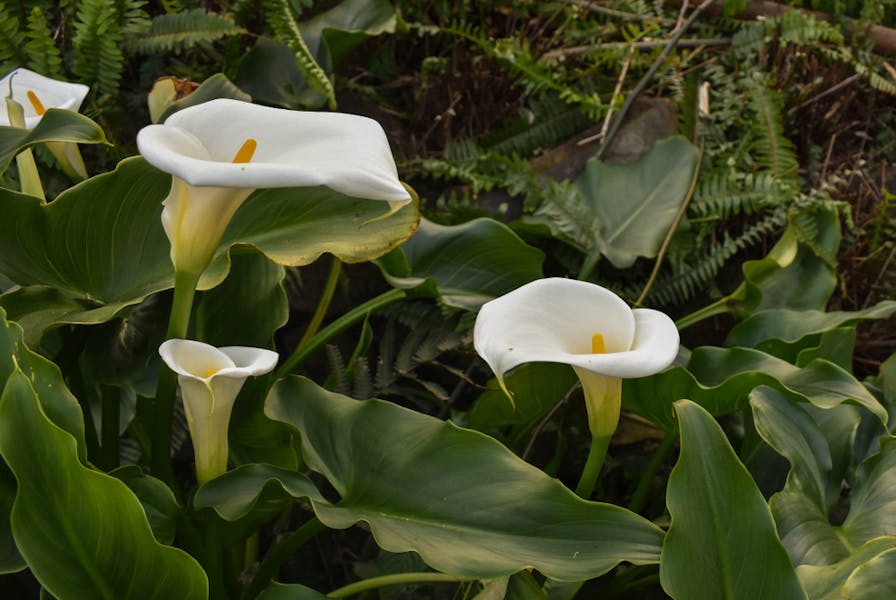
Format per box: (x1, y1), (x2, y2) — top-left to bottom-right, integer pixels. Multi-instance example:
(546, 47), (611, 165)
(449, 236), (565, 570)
(159, 339), (278, 484)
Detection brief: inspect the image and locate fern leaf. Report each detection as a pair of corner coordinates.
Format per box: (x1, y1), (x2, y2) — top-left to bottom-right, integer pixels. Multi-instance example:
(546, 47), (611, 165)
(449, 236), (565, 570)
(745, 77), (798, 181)
(24, 7), (63, 78)
(73, 0), (125, 95)
(690, 172), (788, 220)
(124, 8), (245, 54)
(0, 3), (27, 70)
(264, 0), (335, 109)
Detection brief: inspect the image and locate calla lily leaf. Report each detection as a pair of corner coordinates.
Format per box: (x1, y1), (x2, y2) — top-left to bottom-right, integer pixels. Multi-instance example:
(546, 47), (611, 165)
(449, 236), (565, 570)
(0, 369), (208, 599)
(257, 582), (329, 600)
(0, 461), (22, 574)
(110, 466), (181, 545)
(624, 346), (887, 432)
(376, 217), (544, 310)
(839, 548), (896, 599)
(194, 250), (288, 348)
(156, 73), (251, 124)
(0, 108), (108, 175)
(531, 136), (697, 268)
(750, 386), (850, 566)
(725, 301), (896, 350)
(210, 377), (666, 581)
(797, 537), (896, 600)
(0, 156), (418, 344)
(660, 400), (807, 600)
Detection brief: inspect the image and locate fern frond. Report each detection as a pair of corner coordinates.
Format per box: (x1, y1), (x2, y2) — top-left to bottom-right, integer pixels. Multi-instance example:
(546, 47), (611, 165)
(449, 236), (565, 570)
(487, 96), (592, 156)
(646, 210), (788, 305)
(0, 3), (27, 70)
(263, 0), (335, 109)
(124, 8), (245, 54)
(745, 77), (798, 181)
(24, 7), (63, 78)
(325, 344), (349, 395)
(73, 0), (125, 95)
(690, 171), (789, 220)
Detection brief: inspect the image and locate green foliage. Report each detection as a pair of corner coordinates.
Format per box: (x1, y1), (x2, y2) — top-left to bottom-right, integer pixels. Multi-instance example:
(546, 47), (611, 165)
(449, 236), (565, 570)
(23, 8), (63, 78)
(73, 0), (127, 94)
(0, 2), (27, 70)
(263, 0), (336, 109)
(124, 8), (246, 54)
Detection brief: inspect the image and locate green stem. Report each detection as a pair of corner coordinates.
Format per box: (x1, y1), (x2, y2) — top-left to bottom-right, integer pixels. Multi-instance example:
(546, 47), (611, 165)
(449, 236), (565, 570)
(674, 295), (733, 330)
(273, 288), (406, 380)
(152, 269), (201, 483)
(100, 384), (120, 471)
(204, 519), (230, 600)
(299, 256), (342, 347)
(327, 573), (469, 599)
(577, 252), (600, 281)
(628, 429), (678, 514)
(575, 432), (612, 499)
(242, 517), (327, 600)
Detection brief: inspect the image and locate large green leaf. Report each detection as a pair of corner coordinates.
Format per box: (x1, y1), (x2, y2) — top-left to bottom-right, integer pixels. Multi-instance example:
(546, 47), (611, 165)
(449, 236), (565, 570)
(750, 386), (850, 566)
(257, 582), (329, 600)
(797, 537), (896, 600)
(624, 346), (886, 432)
(464, 362), (578, 448)
(660, 400), (806, 600)
(0, 156), (419, 343)
(300, 0), (398, 67)
(376, 217), (544, 310)
(572, 136), (697, 268)
(0, 108), (108, 174)
(193, 249), (288, 348)
(839, 548), (896, 599)
(840, 437), (896, 549)
(257, 377), (663, 581)
(725, 302), (896, 350)
(0, 369), (207, 599)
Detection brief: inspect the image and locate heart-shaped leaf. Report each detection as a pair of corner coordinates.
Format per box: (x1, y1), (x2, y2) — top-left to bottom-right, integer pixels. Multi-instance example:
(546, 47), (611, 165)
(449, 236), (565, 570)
(377, 217), (544, 310)
(660, 400), (806, 599)
(0, 369), (207, 599)
(624, 346), (886, 432)
(797, 537), (896, 600)
(203, 377), (665, 581)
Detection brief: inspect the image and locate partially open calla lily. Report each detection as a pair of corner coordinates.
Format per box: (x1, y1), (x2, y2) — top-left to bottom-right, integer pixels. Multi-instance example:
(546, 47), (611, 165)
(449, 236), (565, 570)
(1, 68), (90, 180)
(137, 98), (412, 276)
(473, 278), (679, 497)
(159, 339), (278, 484)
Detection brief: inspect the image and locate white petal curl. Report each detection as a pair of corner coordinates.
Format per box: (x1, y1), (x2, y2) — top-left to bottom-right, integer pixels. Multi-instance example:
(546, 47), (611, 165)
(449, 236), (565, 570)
(473, 278), (679, 380)
(136, 98), (411, 204)
(0, 68), (89, 128)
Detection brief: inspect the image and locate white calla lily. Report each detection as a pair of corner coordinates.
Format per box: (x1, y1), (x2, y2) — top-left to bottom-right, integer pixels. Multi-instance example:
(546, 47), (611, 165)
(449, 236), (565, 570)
(0, 68), (89, 128)
(473, 277), (679, 497)
(137, 98), (411, 276)
(159, 339), (278, 484)
(1, 68), (90, 180)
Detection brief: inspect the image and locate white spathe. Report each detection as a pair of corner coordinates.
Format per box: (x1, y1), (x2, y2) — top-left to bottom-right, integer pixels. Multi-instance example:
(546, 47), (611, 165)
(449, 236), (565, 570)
(473, 278), (679, 436)
(159, 339), (278, 484)
(0, 68), (89, 128)
(136, 98), (412, 275)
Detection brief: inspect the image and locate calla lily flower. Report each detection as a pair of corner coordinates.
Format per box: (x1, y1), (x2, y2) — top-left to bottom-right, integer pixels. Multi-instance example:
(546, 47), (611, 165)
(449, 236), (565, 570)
(473, 278), (679, 496)
(137, 98), (412, 277)
(0, 68), (90, 180)
(159, 339), (278, 484)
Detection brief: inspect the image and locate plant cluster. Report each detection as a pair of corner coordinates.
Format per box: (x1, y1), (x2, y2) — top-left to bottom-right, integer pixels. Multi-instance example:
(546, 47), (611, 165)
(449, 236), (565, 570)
(1, 1), (896, 599)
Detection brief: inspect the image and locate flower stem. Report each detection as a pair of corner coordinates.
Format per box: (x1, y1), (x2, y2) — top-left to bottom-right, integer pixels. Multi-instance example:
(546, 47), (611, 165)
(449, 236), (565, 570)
(575, 431), (612, 499)
(152, 269), (200, 483)
(628, 429), (678, 514)
(298, 256), (342, 347)
(242, 517), (327, 600)
(327, 573), (469, 599)
(273, 287), (406, 380)
(674, 295), (733, 330)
